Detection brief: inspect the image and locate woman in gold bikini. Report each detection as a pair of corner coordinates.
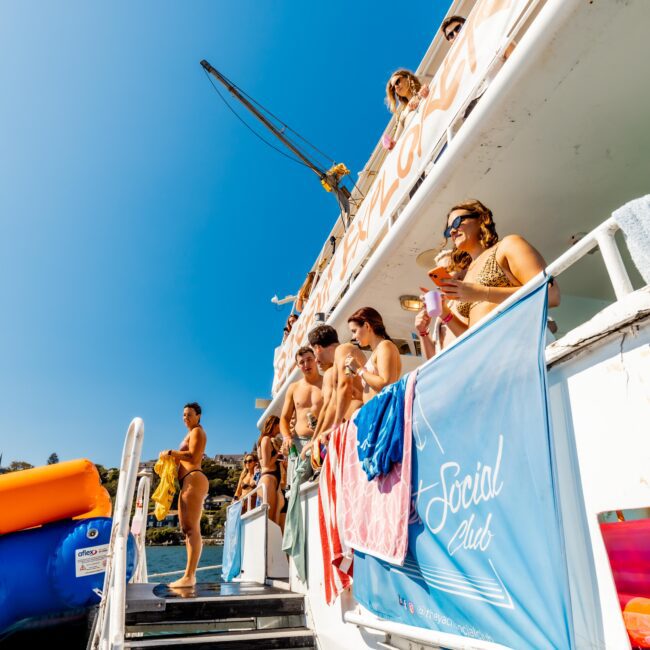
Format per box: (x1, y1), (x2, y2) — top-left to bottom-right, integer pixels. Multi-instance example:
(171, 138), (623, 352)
(234, 452), (258, 513)
(438, 199), (560, 332)
(160, 402), (208, 588)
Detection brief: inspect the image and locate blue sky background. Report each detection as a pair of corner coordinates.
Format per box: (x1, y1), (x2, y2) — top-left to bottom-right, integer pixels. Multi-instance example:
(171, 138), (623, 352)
(0, 1), (447, 468)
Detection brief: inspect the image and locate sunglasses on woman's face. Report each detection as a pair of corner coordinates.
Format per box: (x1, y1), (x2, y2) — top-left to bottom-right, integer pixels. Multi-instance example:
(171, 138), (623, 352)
(392, 77), (404, 91)
(445, 24), (462, 41)
(444, 212), (479, 238)
(245, 459), (254, 464)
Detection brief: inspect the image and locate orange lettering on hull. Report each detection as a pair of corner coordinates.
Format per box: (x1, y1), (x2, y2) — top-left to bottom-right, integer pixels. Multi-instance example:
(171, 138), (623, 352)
(397, 123), (421, 179)
(370, 169), (400, 220)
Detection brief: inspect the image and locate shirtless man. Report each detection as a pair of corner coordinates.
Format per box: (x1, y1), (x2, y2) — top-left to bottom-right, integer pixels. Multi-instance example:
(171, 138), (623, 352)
(307, 325), (365, 454)
(280, 346), (323, 483)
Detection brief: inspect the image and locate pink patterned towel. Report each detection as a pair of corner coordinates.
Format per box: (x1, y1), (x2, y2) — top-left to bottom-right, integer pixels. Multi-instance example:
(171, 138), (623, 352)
(339, 371), (415, 566)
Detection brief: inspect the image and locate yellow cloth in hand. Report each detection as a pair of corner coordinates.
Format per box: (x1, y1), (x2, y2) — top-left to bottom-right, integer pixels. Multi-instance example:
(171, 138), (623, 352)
(151, 456), (178, 521)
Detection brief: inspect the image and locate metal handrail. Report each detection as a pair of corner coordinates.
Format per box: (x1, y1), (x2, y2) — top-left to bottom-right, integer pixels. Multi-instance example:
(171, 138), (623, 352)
(480, 217), (632, 321)
(244, 482), (268, 512)
(89, 417), (145, 650)
(226, 482), (269, 516)
(149, 564), (223, 579)
(345, 611), (511, 650)
(130, 472), (151, 584)
(422, 215), (637, 372)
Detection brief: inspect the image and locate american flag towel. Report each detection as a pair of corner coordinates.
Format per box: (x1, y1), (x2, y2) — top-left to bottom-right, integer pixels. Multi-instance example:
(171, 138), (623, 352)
(318, 416), (353, 605)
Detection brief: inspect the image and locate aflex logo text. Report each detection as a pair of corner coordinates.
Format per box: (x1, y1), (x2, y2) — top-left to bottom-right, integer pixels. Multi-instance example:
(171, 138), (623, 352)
(77, 549), (99, 558)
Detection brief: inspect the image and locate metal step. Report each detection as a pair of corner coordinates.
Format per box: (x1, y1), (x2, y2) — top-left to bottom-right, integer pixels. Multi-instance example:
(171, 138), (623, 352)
(124, 626), (315, 649)
(123, 581), (314, 648)
(125, 582), (305, 626)
(126, 614), (305, 635)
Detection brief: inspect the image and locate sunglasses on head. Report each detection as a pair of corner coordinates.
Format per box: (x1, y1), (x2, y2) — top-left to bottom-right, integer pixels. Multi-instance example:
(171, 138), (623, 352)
(446, 24), (462, 41)
(444, 212), (479, 238)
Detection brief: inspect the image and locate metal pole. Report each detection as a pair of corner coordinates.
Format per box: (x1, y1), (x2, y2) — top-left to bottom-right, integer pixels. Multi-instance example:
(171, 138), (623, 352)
(596, 227), (634, 300)
(200, 60), (349, 229)
(200, 60), (326, 180)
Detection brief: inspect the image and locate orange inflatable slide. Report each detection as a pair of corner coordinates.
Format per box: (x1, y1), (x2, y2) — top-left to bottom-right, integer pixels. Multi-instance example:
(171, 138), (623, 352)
(0, 459), (111, 535)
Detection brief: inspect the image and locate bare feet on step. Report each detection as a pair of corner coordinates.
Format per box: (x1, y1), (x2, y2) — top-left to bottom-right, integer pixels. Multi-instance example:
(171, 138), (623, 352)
(169, 575), (196, 588)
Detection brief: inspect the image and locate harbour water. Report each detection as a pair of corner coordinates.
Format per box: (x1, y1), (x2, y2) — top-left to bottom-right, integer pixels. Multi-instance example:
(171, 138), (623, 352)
(145, 545), (224, 583)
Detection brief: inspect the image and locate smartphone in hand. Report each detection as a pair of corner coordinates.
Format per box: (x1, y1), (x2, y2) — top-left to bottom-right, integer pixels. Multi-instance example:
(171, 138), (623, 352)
(428, 266), (453, 287)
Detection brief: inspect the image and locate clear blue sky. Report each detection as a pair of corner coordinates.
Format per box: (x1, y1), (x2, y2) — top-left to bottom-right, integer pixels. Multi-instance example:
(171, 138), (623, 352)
(0, 1), (447, 468)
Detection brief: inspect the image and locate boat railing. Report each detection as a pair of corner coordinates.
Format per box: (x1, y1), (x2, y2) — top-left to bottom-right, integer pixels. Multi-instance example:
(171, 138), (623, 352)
(223, 482), (268, 518)
(463, 215), (634, 342)
(89, 416), (145, 650)
(244, 482), (268, 512)
(148, 564), (223, 579)
(344, 212), (637, 393)
(130, 471), (151, 584)
(232, 483), (283, 584)
(345, 611), (512, 650)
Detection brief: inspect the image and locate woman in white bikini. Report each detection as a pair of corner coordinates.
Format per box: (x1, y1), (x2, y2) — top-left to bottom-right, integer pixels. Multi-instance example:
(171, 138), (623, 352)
(383, 69), (429, 149)
(343, 307), (402, 403)
(160, 402), (208, 588)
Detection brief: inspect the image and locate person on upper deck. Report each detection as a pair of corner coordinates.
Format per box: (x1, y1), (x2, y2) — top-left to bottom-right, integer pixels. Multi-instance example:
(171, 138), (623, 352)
(441, 15), (466, 42)
(415, 249), (466, 359)
(440, 13), (514, 120)
(383, 70), (429, 150)
(437, 199), (560, 331)
(342, 308), (402, 406)
(282, 313), (298, 342)
(295, 271), (316, 313)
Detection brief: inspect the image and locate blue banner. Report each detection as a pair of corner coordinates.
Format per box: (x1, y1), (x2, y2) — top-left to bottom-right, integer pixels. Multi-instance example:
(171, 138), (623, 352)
(221, 500), (242, 581)
(354, 285), (574, 649)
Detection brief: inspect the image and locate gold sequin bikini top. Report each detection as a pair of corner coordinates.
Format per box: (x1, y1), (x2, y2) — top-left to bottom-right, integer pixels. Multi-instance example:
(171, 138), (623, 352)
(456, 244), (513, 318)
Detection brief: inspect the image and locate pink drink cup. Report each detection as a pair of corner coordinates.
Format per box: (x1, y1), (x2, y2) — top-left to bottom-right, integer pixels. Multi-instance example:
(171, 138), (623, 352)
(424, 290), (442, 318)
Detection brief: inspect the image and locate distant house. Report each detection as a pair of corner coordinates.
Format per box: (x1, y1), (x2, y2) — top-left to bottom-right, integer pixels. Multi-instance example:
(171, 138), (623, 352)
(213, 454), (244, 469)
(205, 494), (233, 510)
(147, 510), (179, 529)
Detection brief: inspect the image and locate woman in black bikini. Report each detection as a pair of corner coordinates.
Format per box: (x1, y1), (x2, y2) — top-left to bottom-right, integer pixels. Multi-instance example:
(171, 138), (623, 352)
(234, 453), (258, 513)
(257, 415), (283, 525)
(160, 402), (208, 588)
